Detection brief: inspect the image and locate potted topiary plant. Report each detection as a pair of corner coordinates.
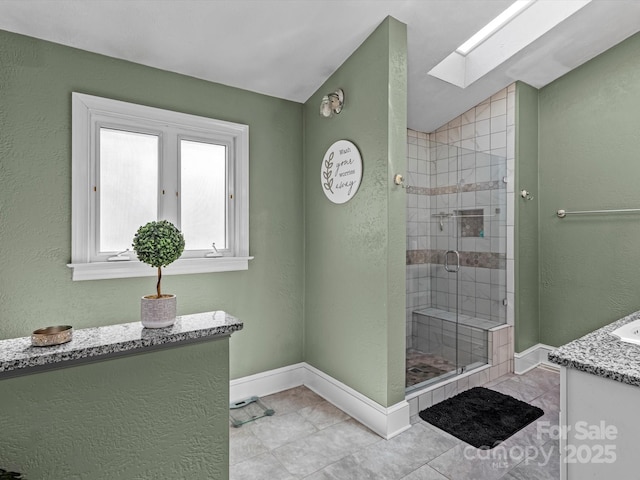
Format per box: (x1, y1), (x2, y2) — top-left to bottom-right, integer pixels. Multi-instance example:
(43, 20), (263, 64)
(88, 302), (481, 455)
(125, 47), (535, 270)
(132, 220), (185, 328)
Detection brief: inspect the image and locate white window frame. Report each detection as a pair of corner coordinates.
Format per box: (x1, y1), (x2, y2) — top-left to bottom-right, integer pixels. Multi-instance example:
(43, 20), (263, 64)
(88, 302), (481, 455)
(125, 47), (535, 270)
(68, 92), (251, 281)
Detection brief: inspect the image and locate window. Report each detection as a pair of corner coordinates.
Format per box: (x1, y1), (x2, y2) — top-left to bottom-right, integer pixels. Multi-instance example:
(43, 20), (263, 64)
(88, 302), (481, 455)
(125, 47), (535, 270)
(69, 93), (250, 281)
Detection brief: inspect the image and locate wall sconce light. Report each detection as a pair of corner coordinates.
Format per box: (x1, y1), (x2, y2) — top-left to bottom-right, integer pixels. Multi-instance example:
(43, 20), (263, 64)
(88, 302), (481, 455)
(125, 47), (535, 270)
(319, 88), (344, 118)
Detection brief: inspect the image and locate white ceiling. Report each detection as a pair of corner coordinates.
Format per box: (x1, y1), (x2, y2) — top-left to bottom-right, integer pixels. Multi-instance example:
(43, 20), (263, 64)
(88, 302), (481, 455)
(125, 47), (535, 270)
(0, 0), (638, 132)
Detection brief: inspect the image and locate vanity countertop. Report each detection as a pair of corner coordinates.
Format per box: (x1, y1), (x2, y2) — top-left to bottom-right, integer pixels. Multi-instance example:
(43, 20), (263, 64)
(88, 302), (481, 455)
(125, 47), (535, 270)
(0, 311), (242, 377)
(548, 310), (640, 387)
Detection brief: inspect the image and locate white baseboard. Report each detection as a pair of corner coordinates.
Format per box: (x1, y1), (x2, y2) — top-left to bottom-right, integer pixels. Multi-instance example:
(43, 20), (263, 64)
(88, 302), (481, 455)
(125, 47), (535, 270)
(303, 363), (411, 440)
(514, 344), (558, 374)
(230, 363), (306, 403)
(230, 362), (410, 440)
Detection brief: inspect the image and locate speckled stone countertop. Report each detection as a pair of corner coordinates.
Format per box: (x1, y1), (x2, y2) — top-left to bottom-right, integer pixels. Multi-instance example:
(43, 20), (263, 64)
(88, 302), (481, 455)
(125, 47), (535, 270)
(548, 310), (640, 386)
(0, 311), (242, 377)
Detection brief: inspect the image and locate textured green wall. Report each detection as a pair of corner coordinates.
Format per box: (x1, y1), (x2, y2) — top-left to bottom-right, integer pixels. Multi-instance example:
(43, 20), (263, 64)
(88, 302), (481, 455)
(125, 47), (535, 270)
(0, 30), (304, 378)
(303, 17), (407, 407)
(1, 340), (229, 479)
(385, 19), (408, 405)
(514, 82), (540, 353)
(538, 32), (640, 346)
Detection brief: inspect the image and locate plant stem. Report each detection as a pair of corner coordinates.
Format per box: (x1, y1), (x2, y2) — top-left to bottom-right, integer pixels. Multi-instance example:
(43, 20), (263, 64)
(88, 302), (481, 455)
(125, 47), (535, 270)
(157, 266), (162, 298)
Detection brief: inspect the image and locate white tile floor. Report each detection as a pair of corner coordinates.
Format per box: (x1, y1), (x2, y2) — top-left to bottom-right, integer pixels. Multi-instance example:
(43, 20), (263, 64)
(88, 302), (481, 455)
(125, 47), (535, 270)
(230, 367), (560, 480)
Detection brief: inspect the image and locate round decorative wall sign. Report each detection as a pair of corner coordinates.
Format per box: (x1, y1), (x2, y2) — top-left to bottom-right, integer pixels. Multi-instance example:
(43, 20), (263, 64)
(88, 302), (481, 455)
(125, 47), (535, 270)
(320, 140), (363, 204)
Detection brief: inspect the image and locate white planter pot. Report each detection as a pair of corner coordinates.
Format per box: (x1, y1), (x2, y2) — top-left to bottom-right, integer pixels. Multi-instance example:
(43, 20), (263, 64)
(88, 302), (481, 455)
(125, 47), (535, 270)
(140, 294), (177, 328)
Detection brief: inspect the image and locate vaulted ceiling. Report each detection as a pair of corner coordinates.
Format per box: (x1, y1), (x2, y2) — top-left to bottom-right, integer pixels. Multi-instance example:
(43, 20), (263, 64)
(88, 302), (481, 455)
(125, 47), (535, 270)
(0, 0), (638, 132)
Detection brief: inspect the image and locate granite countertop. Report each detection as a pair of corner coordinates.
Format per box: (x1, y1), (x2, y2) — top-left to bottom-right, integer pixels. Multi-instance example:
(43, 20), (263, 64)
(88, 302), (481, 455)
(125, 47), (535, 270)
(0, 311), (243, 377)
(548, 310), (640, 386)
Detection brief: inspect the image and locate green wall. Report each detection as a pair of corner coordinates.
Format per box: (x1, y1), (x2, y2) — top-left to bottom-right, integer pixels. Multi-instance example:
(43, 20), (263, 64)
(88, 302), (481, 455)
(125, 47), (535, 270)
(303, 17), (407, 407)
(1, 340), (229, 479)
(0, 30), (304, 379)
(0, 21), (408, 478)
(537, 31), (640, 346)
(514, 82), (540, 353)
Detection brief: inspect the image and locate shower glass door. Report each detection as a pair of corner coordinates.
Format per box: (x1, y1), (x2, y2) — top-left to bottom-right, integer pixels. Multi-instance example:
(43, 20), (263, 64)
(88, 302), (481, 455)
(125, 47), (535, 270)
(406, 142), (462, 392)
(407, 140), (504, 394)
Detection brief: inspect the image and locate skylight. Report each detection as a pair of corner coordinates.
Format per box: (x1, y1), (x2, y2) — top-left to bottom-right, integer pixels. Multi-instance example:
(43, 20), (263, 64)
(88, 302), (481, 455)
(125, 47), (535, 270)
(429, 0), (592, 89)
(455, 0), (535, 56)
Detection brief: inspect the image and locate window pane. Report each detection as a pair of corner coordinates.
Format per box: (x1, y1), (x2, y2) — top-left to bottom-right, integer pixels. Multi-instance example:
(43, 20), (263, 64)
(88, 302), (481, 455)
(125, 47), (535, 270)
(99, 128), (158, 253)
(180, 140), (227, 250)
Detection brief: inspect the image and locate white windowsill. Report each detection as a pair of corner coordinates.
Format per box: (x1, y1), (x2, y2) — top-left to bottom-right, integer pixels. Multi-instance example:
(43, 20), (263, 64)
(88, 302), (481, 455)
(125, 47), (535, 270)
(67, 257), (254, 281)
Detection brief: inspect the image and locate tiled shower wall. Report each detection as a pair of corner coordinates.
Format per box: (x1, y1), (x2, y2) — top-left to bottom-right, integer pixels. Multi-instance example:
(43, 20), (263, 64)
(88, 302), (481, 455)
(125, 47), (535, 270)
(417, 145), (506, 322)
(406, 84), (516, 350)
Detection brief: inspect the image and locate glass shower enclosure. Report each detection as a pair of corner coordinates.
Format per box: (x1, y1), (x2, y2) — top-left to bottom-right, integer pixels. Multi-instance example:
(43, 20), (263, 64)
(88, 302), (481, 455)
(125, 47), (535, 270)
(406, 141), (507, 393)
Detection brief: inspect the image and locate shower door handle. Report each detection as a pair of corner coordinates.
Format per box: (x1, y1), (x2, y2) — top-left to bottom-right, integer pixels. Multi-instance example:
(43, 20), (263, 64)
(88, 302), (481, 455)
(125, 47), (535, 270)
(444, 250), (460, 273)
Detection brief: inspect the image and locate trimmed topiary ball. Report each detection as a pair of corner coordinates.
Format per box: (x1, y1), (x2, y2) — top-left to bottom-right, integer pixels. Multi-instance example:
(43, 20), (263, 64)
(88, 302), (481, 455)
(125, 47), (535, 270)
(133, 220), (185, 268)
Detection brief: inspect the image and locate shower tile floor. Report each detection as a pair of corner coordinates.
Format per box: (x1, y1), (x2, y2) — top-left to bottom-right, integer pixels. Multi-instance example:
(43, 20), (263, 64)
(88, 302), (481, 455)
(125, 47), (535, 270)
(230, 366), (560, 480)
(405, 349), (457, 387)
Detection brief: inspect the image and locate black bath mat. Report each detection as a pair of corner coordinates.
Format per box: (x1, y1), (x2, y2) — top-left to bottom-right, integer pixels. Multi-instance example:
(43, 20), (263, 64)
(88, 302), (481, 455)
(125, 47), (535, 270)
(418, 387), (543, 449)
